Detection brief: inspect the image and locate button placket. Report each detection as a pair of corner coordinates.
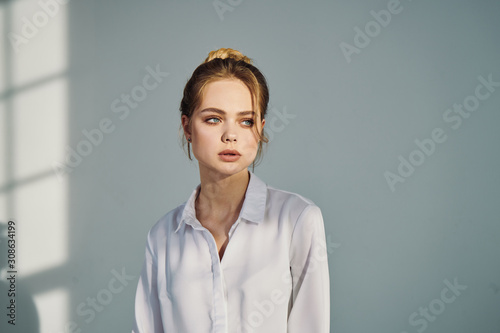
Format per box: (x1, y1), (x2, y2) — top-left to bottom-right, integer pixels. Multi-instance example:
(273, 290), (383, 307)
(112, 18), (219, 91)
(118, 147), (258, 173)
(202, 228), (228, 332)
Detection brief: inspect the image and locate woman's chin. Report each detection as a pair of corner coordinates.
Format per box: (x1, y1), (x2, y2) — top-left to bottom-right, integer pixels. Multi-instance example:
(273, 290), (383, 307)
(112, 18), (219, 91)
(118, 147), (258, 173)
(200, 162), (249, 177)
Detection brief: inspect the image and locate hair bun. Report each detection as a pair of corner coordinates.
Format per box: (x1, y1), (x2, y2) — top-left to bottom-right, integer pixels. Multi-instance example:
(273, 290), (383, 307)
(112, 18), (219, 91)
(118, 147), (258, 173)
(204, 48), (253, 64)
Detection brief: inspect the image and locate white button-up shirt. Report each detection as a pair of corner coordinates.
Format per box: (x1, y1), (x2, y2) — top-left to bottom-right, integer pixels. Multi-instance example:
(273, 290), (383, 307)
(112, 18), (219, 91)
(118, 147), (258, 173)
(132, 171), (330, 332)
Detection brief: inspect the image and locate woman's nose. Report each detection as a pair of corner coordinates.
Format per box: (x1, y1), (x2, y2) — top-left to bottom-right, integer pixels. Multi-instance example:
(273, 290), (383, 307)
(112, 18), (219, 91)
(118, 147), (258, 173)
(222, 132), (237, 142)
(221, 123), (237, 142)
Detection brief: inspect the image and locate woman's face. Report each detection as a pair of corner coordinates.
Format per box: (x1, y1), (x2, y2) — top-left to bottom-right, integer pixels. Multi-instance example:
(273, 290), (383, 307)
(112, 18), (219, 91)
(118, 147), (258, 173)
(182, 79), (265, 178)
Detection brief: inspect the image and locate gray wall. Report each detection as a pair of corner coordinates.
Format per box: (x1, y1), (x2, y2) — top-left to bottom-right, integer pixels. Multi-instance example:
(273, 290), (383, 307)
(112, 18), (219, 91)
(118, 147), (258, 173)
(1, 0), (499, 332)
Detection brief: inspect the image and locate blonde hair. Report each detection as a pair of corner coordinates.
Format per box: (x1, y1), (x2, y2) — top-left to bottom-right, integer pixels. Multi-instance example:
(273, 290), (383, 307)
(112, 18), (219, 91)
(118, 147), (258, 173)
(179, 48), (269, 170)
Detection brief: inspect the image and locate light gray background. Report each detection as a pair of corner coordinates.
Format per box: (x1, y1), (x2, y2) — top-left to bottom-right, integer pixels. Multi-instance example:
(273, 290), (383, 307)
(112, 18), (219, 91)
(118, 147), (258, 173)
(1, 0), (499, 332)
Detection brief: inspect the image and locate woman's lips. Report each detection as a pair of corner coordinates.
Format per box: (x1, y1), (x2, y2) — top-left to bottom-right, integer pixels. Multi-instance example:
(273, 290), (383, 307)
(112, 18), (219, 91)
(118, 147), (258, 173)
(219, 149), (241, 162)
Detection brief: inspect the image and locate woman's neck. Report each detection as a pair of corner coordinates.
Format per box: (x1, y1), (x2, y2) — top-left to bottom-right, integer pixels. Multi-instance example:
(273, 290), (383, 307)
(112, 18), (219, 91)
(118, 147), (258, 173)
(195, 168), (250, 226)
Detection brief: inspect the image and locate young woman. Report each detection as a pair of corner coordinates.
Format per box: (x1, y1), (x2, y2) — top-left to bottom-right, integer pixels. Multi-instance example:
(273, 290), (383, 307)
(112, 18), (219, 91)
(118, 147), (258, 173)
(133, 48), (330, 332)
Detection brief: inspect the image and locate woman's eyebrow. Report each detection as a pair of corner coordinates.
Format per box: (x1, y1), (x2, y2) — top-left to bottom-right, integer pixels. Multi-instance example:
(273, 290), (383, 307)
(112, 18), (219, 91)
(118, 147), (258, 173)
(200, 108), (255, 116)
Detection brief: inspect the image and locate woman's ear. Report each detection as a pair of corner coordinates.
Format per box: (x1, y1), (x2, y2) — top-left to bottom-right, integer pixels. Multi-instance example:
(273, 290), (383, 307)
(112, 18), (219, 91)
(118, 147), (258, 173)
(181, 115), (191, 139)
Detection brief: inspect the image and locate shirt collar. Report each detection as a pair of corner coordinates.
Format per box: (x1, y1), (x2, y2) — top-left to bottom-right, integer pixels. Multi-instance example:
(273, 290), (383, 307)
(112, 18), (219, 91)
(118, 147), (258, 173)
(175, 170), (267, 233)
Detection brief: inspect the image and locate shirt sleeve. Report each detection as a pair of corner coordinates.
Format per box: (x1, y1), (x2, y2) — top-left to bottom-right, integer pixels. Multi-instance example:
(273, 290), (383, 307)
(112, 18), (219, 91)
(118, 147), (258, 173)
(132, 231), (164, 333)
(287, 204), (330, 333)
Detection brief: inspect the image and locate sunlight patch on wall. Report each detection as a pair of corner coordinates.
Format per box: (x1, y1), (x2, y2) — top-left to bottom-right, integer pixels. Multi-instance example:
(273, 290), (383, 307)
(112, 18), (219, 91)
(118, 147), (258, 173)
(14, 175), (68, 276)
(0, 5), (6, 94)
(11, 0), (68, 88)
(0, 101), (5, 221)
(0, 101), (5, 191)
(34, 287), (70, 333)
(13, 77), (67, 179)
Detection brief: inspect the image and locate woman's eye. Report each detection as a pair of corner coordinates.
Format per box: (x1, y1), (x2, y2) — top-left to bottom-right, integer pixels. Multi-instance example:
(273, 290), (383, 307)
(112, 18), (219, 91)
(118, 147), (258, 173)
(242, 119), (254, 126)
(206, 117), (221, 124)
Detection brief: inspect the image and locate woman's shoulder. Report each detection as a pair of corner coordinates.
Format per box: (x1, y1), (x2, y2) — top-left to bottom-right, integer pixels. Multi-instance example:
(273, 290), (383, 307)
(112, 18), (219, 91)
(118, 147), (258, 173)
(267, 184), (317, 206)
(146, 202), (187, 240)
(265, 184), (321, 218)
